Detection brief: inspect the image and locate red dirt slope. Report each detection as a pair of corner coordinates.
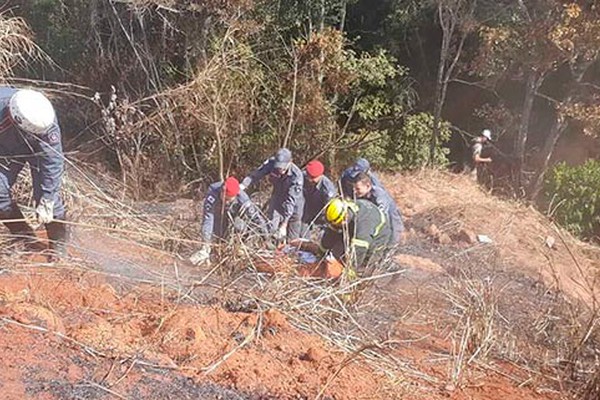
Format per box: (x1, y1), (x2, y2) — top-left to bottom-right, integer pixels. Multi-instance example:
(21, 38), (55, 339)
(385, 170), (600, 305)
(0, 264), (394, 399)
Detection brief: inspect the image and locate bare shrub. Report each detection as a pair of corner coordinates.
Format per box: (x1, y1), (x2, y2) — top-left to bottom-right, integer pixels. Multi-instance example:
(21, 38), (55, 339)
(0, 12), (43, 78)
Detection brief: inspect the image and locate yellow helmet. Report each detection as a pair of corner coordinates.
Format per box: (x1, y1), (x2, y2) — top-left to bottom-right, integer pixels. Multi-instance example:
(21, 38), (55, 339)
(325, 198), (348, 226)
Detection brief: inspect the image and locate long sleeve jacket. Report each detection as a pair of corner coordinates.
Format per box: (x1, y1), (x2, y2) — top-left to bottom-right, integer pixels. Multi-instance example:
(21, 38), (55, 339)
(364, 185), (404, 241)
(241, 158), (304, 220)
(201, 182), (268, 243)
(320, 199), (392, 269)
(0, 87), (64, 201)
(303, 173), (337, 223)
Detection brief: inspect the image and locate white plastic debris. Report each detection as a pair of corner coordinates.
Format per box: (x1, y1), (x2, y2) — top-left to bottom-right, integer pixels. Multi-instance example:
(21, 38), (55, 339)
(477, 234), (493, 244)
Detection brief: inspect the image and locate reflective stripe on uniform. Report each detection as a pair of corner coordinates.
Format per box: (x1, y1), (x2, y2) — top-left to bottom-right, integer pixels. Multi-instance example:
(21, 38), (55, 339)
(373, 207), (386, 237)
(351, 238), (370, 248)
(347, 201), (359, 213)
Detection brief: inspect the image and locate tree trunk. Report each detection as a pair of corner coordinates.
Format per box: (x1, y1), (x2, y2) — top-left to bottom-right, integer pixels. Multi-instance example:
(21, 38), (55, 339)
(339, 0), (347, 31)
(430, 4), (451, 164)
(431, 79), (445, 164)
(526, 116), (566, 200)
(430, 0), (474, 164)
(317, 0), (326, 87)
(527, 60), (595, 200)
(515, 70), (543, 189)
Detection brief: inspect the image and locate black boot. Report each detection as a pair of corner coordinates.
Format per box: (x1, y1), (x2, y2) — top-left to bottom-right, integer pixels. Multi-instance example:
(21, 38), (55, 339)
(46, 221), (69, 261)
(0, 206), (38, 248)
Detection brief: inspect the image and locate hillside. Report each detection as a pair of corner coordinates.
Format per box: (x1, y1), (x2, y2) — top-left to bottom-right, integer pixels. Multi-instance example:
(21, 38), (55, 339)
(0, 170), (599, 399)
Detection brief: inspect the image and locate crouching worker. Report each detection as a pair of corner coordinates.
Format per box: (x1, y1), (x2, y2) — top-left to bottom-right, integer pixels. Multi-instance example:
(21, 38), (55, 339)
(319, 198), (392, 275)
(0, 87), (68, 260)
(340, 158), (383, 198)
(352, 172), (405, 244)
(190, 177), (268, 265)
(301, 160), (337, 239)
(240, 148), (304, 242)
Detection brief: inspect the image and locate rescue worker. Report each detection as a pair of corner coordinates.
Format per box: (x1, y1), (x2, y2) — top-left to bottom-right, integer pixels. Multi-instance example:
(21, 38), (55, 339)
(0, 87), (68, 259)
(190, 176), (268, 265)
(352, 172), (405, 244)
(240, 148), (304, 241)
(320, 198), (392, 271)
(470, 129), (493, 181)
(340, 158), (383, 198)
(301, 160), (337, 238)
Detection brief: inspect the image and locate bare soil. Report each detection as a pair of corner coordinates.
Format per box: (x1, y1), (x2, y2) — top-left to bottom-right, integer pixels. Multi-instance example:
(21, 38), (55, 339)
(1, 170), (598, 399)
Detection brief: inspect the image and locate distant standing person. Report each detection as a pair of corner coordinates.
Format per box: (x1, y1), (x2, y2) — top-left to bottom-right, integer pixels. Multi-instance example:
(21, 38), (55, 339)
(241, 148), (304, 241)
(301, 160), (337, 238)
(339, 158), (383, 198)
(0, 87), (68, 259)
(190, 177), (268, 266)
(470, 129), (493, 181)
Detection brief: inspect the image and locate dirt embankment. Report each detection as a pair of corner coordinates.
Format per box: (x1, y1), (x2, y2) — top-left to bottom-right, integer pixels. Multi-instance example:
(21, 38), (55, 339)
(1, 169), (598, 399)
(0, 262), (396, 399)
(386, 170), (600, 305)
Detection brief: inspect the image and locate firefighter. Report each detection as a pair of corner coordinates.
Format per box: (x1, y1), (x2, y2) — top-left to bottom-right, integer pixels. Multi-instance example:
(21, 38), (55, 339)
(320, 198), (392, 271)
(352, 172), (405, 244)
(190, 176), (268, 265)
(301, 160), (337, 238)
(339, 158), (383, 198)
(240, 148), (304, 241)
(0, 87), (68, 259)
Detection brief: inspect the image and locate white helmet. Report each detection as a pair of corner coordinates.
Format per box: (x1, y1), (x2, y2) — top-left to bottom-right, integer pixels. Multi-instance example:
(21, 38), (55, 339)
(482, 129), (492, 140)
(9, 89), (56, 135)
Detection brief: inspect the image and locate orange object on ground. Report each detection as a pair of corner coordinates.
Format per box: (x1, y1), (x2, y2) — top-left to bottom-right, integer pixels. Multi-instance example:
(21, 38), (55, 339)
(298, 257), (344, 279)
(254, 255), (295, 274)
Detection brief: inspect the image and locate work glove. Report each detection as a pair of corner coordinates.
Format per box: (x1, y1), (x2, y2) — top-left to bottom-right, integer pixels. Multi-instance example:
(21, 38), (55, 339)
(273, 223), (287, 241)
(36, 198), (55, 224)
(239, 183), (247, 192)
(189, 245), (211, 266)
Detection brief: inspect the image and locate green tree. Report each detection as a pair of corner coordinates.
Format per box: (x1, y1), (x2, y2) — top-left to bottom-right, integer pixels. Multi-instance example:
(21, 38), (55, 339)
(546, 160), (600, 239)
(430, 0), (478, 165)
(471, 1), (600, 194)
(527, 3), (600, 199)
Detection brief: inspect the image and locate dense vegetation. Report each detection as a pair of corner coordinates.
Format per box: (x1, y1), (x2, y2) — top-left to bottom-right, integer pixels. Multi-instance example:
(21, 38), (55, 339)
(546, 160), (600, 239)
(2, 1), (600, 221)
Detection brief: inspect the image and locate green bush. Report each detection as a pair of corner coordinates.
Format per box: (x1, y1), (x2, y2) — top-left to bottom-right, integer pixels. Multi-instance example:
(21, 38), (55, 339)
(350, 112), (451, 172)
(392, 112), (450, 170)
(356, 129), (393, 169)
(545, 160), (600, 239)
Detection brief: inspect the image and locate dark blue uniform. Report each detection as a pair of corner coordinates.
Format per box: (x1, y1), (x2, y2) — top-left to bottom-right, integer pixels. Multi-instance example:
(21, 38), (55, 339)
(362, 185), (404, 244)
(0, 87), (65, 219)
(201, 181), (268, 243)
(242, 158), (304, 240)
(301, 173), (337, 238)
(340, 158), (383, 198)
